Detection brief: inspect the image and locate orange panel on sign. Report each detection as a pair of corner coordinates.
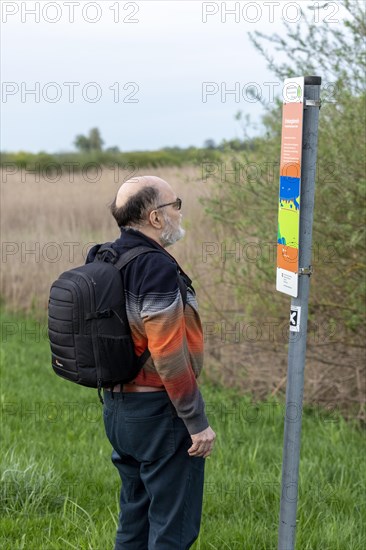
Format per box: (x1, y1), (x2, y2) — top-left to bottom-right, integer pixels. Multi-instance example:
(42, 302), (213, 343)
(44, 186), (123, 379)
(277, 244), (298, 273)
(280, 102), (304, 178)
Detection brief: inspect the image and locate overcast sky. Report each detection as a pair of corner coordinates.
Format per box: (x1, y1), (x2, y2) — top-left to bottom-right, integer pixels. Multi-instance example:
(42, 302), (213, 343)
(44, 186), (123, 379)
(1, 1), (347, 152)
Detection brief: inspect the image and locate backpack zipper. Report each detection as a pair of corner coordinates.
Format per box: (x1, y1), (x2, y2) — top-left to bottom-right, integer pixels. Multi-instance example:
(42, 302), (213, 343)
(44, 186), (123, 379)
(76, 270), (104, 404)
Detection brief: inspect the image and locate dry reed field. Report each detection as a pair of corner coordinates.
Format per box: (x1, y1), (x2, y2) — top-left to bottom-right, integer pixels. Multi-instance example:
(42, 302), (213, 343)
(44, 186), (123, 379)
(1, 166), (364, 416)
(1, 165), (213, 312)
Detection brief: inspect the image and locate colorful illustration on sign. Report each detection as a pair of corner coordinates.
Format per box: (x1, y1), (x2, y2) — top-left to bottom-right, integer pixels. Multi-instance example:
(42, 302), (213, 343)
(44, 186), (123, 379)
(279, 176), (300, 210)
(277, 175), (301, 269)
(276, 77), (304, 298)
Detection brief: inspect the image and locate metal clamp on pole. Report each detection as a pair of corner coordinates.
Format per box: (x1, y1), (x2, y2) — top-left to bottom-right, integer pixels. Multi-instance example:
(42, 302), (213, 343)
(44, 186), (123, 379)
(298, 265), (313, 276)
(305, 99), (321, 108)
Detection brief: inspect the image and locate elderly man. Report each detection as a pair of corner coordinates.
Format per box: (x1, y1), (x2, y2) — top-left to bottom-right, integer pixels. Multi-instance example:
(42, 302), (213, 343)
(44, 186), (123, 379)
(101, 175), (216, 550)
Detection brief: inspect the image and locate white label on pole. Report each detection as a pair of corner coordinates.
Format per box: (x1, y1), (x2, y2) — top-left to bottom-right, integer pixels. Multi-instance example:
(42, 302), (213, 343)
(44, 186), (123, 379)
(277, 268), (298, 298)
(289, 305), (301, 332)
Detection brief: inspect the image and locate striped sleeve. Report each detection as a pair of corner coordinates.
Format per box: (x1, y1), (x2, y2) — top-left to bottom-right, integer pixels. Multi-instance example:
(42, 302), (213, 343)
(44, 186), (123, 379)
(138, 255), (208, 435)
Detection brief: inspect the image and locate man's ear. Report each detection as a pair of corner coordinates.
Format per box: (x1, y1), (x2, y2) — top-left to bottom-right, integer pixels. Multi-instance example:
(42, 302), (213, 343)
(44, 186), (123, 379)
(149, 209), (163, 229)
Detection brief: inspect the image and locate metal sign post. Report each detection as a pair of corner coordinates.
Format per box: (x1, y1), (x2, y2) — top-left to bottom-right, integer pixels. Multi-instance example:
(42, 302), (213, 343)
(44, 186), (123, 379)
(277, 76), (322, 550)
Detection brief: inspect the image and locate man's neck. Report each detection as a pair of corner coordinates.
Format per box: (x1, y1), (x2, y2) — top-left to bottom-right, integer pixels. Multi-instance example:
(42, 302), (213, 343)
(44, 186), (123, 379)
(121, 226), (165, 248)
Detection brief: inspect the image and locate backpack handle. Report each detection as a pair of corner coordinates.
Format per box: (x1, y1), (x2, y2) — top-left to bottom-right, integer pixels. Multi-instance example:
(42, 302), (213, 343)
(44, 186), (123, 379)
(94, 242), (118, 263)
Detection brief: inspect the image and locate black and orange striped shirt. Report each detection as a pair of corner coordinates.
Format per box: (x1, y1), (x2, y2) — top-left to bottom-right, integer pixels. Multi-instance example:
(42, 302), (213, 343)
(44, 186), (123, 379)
(102, 227), (208, 435)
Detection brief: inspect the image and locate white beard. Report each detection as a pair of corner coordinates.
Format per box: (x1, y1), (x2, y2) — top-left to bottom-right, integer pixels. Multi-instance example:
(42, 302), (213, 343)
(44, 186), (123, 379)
(160, 211), (185, 247)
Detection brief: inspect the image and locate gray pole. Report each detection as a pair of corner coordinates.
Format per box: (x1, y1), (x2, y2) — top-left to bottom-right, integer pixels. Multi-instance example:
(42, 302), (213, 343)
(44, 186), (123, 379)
(278, 76), (322, 550)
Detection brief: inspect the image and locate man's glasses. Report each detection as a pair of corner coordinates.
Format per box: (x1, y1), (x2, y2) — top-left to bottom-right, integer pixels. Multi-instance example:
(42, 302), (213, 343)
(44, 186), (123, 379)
(155, 198), (182, 211)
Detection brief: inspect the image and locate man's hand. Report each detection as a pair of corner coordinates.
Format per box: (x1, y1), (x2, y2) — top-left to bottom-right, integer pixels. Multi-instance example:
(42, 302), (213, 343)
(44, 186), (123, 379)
(187, 426), (216, 458)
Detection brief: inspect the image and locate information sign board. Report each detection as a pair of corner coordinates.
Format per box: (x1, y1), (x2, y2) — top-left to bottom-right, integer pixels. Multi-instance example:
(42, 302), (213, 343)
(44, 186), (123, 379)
(276, 77), (305, 297)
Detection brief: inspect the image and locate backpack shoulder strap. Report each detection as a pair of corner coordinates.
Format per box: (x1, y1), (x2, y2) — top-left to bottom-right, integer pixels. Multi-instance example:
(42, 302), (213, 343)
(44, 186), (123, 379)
(114, 246), (189, 307)
(113, 246), (160, 270)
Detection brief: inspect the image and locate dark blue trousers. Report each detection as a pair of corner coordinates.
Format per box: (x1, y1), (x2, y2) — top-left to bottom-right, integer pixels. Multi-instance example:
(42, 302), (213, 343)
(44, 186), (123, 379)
(103, 390), (205, 550)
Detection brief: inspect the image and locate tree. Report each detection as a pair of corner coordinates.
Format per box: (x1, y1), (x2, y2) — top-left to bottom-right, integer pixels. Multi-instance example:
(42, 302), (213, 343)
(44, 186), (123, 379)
(197, 1), (365, 416)
(204, 139), (216, 150)
(74, 128), (104, 152)
(199, 0), (365, 409)
(203, 0), (365, 327)
(88, 127), (104, 151)
(249, 0), (365, 96)
(74, 134), (91, 152)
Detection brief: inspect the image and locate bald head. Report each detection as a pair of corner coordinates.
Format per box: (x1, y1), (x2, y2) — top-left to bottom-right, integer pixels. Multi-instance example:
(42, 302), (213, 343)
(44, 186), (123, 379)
(115, 175), (173, 209)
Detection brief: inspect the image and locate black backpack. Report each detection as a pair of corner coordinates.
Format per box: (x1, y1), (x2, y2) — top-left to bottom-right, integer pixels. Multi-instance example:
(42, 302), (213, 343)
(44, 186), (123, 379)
(48, 243), (189, 403)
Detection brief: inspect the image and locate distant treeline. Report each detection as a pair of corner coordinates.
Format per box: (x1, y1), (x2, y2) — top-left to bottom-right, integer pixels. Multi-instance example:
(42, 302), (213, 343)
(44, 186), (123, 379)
(0, 148), (217, 172)
(0, 139), (260, 172)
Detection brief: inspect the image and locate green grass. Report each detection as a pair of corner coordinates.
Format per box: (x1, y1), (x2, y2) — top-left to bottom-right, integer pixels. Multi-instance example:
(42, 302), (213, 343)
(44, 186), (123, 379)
(1, 310), (365, 549)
